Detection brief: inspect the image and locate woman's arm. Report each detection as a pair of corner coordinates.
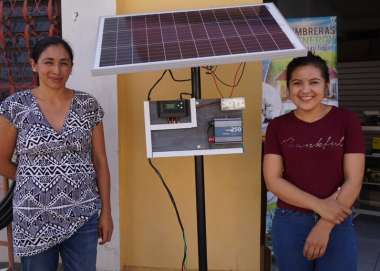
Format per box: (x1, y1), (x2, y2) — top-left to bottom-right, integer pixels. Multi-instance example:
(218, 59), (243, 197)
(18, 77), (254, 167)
(263, 153), (351, 224)
(337, 153), (365, 207)
(0, 117), (17, 180)
(91, 122), (113, 245)
(303, 153), (365, 260)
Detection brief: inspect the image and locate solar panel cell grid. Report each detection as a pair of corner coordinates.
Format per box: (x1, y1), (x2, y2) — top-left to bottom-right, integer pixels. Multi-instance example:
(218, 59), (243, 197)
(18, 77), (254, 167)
(117, 31), (131, 47)
(132, 16), (146, 29)
(176, 25), (193, 41)
(173, 13), (188, 24)
(100, 48), (116, 66)
(195, 40), (214, 57)
(97, 5), (298, 69)
(234, 21), (252, 36)
(257, 6), (272, 18)
(211, 38), (230, 55)
(133, 46), (148, 63)
(162, 26), (178, 43)
(200, 10), (215, 23)
(226, 37), (246, 54)
(188, 11), (202, 24)
(214, 9), (229, 22)
(272, 33), (294, 49)
(240, 7), (258, 20)
(146, 15), (159, 28)
(240, 36), (262, 52)
(263, 18), (283, 32)
(204, 23), (223, 39)
(160, 13), (175, 26)
(190, 24), (208, 40)
(164, 42), (182, 60)
(102, 32), (117, 47)
(228, 8), (245, 20)
(118, 17), (131, 31)
(103, 18), (118, 32)
(147, 28), (162, 44)
(148, 43), (165, 62)
(180, 41), (198, 59)
(116, 47), (132, 65)
(247, 20), (267, 35)
(257, 34), (278, 51)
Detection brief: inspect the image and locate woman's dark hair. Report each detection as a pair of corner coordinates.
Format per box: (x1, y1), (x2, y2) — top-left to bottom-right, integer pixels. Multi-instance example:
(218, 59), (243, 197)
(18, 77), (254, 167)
(31, 36), (74, 63)
(286, 51), (329, 87)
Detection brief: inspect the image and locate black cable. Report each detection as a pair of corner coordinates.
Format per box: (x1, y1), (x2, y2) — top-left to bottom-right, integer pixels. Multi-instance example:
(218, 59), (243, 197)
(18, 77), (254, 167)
(147, 70), (191, 101)
(147, 70), (168, 101)
(203, 63), (246, 88)
(146, 69), (191, 269)
(179, 92), (192, 100)
(215, 63), (246, 88)
(168, 70), (191, 82)
(203, 65), (217, 74)
(148, 159), (188, 270)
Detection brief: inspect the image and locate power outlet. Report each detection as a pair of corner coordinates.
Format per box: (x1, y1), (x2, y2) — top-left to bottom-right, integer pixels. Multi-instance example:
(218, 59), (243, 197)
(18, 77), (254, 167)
(221, 97), (246, 111)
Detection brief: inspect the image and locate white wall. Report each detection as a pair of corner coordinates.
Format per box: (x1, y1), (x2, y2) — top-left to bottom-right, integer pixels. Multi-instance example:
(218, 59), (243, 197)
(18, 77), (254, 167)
(61, 1), (120, 271)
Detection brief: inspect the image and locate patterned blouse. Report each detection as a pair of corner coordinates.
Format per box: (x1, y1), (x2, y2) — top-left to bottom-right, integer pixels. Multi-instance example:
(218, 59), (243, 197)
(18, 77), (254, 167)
(0, 90), (103, 256)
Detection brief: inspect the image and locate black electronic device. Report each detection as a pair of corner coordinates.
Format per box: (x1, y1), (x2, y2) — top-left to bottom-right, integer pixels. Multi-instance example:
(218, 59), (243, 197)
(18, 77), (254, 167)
(157, 100), (189, 118)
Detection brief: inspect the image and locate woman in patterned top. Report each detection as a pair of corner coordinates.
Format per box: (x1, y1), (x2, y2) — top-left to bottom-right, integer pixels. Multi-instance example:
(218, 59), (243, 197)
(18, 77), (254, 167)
(0, 37), (113, 271)
(263, 52), (365, 271)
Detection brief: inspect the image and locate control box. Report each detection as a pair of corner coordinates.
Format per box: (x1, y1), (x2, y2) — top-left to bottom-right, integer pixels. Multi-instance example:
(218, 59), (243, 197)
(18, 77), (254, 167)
(144, 98), (244, 158)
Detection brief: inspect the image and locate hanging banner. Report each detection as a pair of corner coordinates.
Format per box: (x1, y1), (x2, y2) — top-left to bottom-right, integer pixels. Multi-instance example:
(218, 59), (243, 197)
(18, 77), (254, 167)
(262, 16), (338, 133)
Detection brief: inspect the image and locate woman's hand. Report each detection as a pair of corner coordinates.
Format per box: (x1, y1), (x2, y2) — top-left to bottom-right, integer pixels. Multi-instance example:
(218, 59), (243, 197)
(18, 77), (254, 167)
(314, 191), (351, 224)
(92, 123), (113, 245)
(303, 219), (334, 260)
(98, 210), (113, 245)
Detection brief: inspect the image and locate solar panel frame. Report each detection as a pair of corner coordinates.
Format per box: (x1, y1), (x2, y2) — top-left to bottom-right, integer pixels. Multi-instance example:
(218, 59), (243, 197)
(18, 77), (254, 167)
(92, 3), (306, 76)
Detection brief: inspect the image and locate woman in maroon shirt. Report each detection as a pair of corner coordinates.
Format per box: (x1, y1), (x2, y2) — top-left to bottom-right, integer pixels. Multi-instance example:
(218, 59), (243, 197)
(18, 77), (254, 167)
(264, 52), (365, 271)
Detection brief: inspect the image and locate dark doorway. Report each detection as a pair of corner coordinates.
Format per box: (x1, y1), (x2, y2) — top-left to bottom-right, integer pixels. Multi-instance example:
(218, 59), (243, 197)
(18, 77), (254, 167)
(266, 0), (380, 62)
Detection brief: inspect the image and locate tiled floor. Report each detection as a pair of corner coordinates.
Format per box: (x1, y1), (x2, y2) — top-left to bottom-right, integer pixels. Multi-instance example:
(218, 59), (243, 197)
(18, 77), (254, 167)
(272, 214), (380, 271)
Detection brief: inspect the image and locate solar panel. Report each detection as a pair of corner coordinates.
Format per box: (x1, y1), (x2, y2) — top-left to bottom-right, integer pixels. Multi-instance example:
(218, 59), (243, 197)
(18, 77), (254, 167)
(92, 3), (306, 75)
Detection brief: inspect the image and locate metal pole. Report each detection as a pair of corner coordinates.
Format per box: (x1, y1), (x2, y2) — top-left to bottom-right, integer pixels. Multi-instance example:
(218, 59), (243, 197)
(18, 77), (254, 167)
(191, 67), (208, 271)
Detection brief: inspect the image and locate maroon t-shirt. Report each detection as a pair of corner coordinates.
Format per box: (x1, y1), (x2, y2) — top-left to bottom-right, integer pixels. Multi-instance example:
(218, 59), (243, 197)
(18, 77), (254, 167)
(264, 106), (365, 212)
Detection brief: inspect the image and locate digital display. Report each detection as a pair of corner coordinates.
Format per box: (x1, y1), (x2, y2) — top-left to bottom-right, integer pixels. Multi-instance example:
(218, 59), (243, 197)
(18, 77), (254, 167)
(164, 103), (177, 110)
(158, 100), (189, 118)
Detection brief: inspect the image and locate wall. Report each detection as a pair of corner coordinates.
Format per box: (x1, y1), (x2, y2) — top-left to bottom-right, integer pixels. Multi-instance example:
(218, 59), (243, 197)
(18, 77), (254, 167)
(117, 1), (263, 270)
(61, 1), (120, 270)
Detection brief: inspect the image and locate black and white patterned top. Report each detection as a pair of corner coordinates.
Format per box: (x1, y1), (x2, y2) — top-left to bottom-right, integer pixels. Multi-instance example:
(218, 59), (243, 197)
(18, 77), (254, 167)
(0, 90), (103, 256)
